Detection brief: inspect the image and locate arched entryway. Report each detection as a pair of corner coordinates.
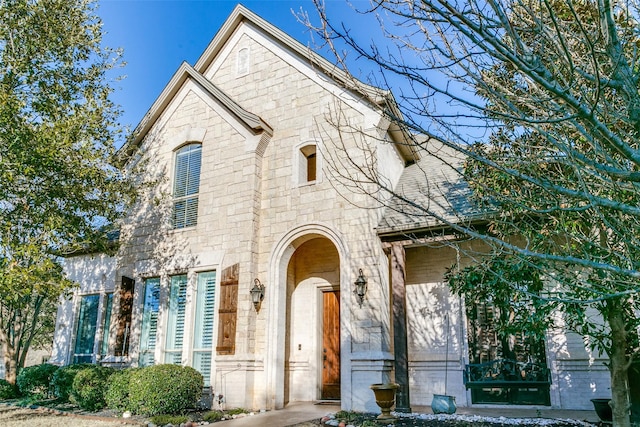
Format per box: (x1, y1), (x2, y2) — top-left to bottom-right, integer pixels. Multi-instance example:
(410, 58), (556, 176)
(265, 224), (350, 410)
(284, 237), (340, 403)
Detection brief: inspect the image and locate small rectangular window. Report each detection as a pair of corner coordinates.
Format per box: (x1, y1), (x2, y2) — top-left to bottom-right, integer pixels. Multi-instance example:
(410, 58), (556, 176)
(307, 153), (317, 182)
(299, 145), (317, 184)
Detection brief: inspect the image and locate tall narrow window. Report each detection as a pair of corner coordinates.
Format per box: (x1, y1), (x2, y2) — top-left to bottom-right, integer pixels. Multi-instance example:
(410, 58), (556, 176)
(114, 276), (134, 357)
(100, 293), (113, 357)
(165, 275), (187, 364)
(173, 144), (202, 229)
(139, 278), (160, 367)
(193, 271), (216, 386)
(73, 294), (100, 364)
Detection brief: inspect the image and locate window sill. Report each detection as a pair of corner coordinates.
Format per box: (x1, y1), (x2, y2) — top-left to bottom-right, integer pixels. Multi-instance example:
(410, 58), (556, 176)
(296, 180), (317, 188)
(170, 224), (198, 232)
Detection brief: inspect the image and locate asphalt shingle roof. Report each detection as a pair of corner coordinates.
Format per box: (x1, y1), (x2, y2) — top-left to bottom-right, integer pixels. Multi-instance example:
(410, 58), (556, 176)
(378, 140), (482, 236)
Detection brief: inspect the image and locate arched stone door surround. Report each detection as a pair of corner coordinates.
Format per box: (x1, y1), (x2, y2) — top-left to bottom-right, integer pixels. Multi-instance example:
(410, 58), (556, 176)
(265, 223), (351, 409)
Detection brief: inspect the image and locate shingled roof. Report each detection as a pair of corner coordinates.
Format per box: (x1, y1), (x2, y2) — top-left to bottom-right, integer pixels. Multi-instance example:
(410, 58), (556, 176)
(377, 140), (485, 237)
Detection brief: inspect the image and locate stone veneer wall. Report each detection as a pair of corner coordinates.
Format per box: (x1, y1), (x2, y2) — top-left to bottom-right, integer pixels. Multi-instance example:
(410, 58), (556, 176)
(101, 21), (404, 412)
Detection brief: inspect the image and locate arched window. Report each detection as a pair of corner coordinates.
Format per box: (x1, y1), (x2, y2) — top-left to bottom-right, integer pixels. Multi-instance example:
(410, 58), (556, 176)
(237, 47), (250, 76)
(173, 143), (202, 229)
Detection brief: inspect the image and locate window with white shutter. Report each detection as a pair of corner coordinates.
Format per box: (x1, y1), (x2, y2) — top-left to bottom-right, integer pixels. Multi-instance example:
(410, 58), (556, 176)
(100, 293), (113, 357)
(192, 271), (216, 386)
(139, 278), (160, 367)
(165, 275), (187, 364)
(173, 144), (202, 229)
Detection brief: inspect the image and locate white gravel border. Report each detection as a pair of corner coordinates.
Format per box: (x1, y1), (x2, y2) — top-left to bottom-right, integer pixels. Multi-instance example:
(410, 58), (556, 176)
(392, 412), (597, 426)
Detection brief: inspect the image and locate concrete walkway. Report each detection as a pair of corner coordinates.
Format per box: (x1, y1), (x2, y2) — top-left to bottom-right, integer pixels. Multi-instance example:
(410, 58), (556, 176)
(213, 402), (599, 427)
(214, 402), (340, 427)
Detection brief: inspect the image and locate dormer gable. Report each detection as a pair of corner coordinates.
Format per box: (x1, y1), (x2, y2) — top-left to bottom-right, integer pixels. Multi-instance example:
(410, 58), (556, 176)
(117, 61), (272, 166)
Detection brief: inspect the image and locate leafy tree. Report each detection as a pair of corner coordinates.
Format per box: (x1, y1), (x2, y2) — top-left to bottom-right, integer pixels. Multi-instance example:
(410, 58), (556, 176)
(306, 0), (640, 425)
(0, 0), (134, 383)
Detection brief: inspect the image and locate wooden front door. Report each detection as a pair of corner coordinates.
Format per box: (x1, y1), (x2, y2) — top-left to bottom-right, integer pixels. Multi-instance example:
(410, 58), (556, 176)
(322, 290), (340, 400)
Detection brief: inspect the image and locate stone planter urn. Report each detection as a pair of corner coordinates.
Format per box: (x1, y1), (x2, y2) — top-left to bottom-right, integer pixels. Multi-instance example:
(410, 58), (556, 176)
(591, 398), (613, 423)
(370, 383), (399, 422)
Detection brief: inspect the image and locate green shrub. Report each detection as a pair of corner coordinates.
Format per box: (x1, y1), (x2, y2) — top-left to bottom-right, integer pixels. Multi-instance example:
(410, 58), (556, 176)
(16, 363), (58, 398)
(51, 363), (92, 402)
(105, 368), (139, 412)
(335, 410), (360, 422)
(128, 364), (204, 416)
(203, 410), (224, 422)
(70, 365), (114, 411)
(150, 414), (189, 425)
(0, 379), (18, 399)
(227, 407), (249, 416)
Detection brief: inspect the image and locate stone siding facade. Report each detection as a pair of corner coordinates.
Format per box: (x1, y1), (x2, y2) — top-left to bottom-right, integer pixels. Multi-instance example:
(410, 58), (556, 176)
(50, 5), (610, 414)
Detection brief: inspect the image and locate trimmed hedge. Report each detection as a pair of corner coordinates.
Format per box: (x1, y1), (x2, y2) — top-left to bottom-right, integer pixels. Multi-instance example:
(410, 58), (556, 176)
(128, 364), (204, 416)
(105, 368), (139, 412)
(71, 365), (114, 411)
(51, 363), (92, 402)
(0, 379), (18, 399)
(16, 363), (59, 397)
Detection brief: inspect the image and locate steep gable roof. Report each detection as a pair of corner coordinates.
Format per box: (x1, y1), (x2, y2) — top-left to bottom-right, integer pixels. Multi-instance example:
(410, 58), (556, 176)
(117, 4), (416, 165)
(194, 4), (416, 160)
(117, 61), (272, 165)
(195, 5), (382, 100)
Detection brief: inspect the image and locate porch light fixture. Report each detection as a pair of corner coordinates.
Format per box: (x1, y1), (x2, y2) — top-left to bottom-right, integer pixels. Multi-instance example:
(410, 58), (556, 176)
(250, 278), (265, 312)
(354, 268), (367, 307)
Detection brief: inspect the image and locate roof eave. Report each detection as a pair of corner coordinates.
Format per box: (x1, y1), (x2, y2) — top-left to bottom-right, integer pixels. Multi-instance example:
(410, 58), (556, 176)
(377, 215), (491, 241)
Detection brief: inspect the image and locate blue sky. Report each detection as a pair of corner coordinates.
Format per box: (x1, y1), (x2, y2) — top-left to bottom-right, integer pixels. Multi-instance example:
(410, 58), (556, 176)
(98, 0), (374, 139)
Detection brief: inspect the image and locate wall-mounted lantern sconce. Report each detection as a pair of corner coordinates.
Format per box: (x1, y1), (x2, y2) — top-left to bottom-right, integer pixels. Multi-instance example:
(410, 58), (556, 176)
(354, 268), (367, 307)
(250, 278), (265, 312)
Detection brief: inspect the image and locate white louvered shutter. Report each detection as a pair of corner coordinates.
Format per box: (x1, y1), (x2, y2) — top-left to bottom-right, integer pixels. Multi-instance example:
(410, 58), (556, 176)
(193, 271), (216, 386)
(139, 278), (160, 366)
(165, 275), (187, 364)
